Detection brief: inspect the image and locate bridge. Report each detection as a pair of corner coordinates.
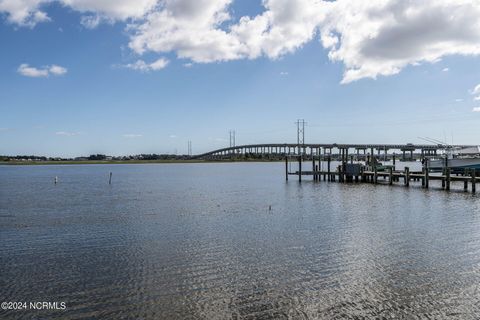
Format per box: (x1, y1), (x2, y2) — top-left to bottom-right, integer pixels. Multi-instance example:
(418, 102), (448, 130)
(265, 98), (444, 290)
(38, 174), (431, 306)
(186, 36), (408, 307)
(195, 143), (474, 160)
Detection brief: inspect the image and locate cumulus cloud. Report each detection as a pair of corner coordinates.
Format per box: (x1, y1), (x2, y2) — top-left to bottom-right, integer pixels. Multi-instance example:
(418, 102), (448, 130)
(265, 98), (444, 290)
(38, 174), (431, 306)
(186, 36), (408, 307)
(442, 68), (449, 72)
(127, 0), (480, 83)
(4, 1), (480, 83)
(473, 107), (480, 112)
(122, 58), (169, 72)
(0, 0), (156, 27)
(17, 63), (67, 77)
(0, 0), (50, 27)
(320, 1), (480, 83)
(128, 0), (325, 63)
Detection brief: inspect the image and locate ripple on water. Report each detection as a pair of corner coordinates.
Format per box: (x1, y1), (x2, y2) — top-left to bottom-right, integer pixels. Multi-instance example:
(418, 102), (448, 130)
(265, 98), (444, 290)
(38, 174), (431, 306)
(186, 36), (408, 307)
(1, 163), (480, 319)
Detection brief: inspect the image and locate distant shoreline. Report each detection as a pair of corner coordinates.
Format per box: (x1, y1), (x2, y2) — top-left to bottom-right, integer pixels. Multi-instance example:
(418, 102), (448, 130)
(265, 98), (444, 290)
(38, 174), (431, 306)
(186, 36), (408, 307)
(1, 159), (282, 165)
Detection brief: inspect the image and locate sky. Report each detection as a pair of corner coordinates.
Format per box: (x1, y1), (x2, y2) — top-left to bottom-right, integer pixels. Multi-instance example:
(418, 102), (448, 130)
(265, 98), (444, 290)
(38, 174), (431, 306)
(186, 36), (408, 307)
(1, 0), (480, 157)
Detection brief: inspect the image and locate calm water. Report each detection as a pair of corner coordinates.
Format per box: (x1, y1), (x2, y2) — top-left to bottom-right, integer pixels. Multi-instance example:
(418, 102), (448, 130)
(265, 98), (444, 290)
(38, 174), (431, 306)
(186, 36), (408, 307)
(1, 163), (480, 319)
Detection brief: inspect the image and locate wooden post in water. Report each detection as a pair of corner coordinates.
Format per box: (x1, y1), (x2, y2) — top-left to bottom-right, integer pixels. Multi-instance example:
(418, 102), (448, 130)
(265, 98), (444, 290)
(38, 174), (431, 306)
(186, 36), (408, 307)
(109, 172), (112, 185)
(405, 167), (410, 186)
(425, 166), (429, 189)
(472, 169), (476, 193)
(446, 168), (451, 191)
(389, 167), (393, 185)
(442, 169), (446, 189)
(285, 156), (288, 181)
(327, 157), (331, 181)
(315, 165), (319, 182)
(298, 155), (302, 183)
(312, 151), (315, 181)
(421, 167), (426, 187)
(374, 167), (378, 184)
(464, 169), (468, 191)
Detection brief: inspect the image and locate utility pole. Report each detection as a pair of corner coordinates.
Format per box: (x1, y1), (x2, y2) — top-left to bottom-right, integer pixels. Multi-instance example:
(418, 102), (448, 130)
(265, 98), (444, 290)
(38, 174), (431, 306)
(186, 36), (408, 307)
(187, 141), (192, 156)
(295, 119), (306, 155)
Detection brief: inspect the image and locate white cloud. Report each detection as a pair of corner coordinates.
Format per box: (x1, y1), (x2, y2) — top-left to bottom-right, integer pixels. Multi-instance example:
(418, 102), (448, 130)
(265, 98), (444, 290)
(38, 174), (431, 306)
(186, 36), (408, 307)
(123, 58), (169, 72)
(17, 63), (67, 77)
(123, 133), (142, 138)
(17, 63), (49, 77)
(128, 0), (325, 63)
(455, 99), (463, 102)
(62, 0), (157, 20)
(0, 0), (156, 27)
(55, 131), (81, 136)
(471, 83), (480, 101)
(49, 64), (67, 75)
(473, 107), (480, 112)
(169, 134), (177, 138)
(472, 84), (480, 95)
(319, 1), (480, 83)
(80, 14), (103, 29)
(128, 0), (480, 83)
(442, 68), (449, 72)
(0, 0), (50, 27)
(183, 62), (193, 68)
(4, 1), (480, 83)
(280, 71), (288, 76)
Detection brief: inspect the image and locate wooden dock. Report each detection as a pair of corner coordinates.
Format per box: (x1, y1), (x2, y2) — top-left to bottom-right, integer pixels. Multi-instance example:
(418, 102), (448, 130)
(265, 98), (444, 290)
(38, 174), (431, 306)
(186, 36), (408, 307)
(285, 156), (478, 193)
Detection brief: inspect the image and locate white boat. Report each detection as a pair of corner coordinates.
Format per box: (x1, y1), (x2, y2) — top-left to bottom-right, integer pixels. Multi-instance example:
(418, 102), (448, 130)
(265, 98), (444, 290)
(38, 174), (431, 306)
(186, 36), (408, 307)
(428, 146), (480, 173)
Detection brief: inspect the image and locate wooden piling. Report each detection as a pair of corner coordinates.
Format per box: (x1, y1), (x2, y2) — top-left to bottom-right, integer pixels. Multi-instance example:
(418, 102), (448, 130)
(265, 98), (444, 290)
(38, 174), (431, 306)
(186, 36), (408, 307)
(389, 167), (393, 185)
(109, 172), (112, 185)
(446, 168), (451, 191)
(374, 167), (378, 184)
(405, 167), (410, 186)
(285, 157), (288, 181)
(425, 167), (429, 189)
(298, 156), (302, 183)
(472, 169), (476, 193)
(327, 157), (331, 181)
(442, 169), (446, 189)
(312, 156), (315, 181)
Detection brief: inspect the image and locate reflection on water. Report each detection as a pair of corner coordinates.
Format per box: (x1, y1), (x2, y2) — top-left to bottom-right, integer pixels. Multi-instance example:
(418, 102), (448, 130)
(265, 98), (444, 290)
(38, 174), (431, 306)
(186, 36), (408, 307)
(1, 163), (480, 319)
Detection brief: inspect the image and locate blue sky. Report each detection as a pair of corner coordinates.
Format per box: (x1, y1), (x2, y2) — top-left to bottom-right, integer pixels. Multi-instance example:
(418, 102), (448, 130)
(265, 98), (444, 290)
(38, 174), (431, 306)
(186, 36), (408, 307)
(1, 0), (480, 157)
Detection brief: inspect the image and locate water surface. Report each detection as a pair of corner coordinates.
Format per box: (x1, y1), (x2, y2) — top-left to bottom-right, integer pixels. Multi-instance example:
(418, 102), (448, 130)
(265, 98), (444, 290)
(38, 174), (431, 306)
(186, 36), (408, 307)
(1, 163), (480, 319)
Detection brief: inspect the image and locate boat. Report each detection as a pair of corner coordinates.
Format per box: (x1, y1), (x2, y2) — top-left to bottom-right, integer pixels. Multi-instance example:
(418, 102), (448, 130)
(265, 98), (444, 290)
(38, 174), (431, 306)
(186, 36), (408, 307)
(428, 146), (480, 173)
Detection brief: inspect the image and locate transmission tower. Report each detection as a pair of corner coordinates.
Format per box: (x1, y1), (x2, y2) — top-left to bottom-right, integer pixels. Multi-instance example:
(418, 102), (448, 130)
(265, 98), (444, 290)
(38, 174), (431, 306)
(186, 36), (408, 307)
(295, 119), (306, 155)
(229, 130), (236, 148)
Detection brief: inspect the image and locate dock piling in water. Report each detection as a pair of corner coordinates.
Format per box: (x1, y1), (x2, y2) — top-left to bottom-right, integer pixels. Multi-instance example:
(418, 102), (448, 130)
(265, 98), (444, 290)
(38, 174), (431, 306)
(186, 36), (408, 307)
(472, 169), (476, 193)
